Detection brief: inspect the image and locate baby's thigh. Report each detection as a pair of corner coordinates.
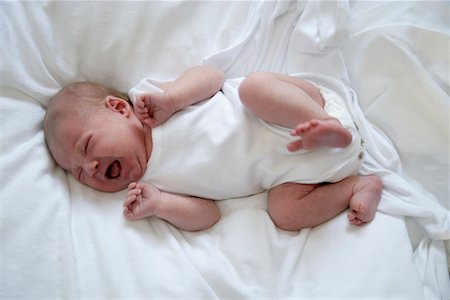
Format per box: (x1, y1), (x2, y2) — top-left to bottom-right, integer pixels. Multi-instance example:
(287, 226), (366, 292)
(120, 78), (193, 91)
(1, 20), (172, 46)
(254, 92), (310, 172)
(268, 182), (317, 209)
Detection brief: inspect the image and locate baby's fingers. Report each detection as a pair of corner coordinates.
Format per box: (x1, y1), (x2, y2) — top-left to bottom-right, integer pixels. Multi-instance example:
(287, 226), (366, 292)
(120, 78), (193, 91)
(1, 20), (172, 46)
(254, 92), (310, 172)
(136, 98), (145, 107)
(124, 186), (142, 206)
(123, 205), (136, 220)
(136, 94), (150, 106)
(128, 182), (137, 190)
(140, 117), (156, 128)
(124, 194), (137, 207)
(135, 105), (150, 119)
(126, 188), (141, 198)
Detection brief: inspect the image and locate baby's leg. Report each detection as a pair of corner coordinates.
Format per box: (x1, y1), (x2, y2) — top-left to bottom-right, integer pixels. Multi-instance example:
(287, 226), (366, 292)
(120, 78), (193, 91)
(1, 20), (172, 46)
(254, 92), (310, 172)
(268, 175), (383, 230)
(239, 72), (352, 150)
(239, 72), (327, 128)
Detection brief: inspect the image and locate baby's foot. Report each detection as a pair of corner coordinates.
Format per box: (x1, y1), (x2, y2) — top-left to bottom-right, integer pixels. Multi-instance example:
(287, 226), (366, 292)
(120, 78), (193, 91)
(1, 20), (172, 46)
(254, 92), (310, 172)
(123, 182), (162, 221)
(348, 175), (383, 226)
(287, 118), (353, 151)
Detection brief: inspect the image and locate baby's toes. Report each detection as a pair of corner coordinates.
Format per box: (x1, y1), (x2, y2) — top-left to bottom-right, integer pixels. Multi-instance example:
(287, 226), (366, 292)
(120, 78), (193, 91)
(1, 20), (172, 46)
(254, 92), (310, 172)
(352, 218), (364, 226)
(287, 139), (304, 152)
(350, 201), (366, 215)
(348, 210), (357, 222)
(292, 122), (312, 136)
(348, 209), (364, 225)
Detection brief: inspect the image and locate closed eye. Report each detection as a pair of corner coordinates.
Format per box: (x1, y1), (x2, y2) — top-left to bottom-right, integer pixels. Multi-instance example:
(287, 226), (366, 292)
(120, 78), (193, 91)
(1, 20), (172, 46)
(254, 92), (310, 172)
(84, 135), (92, 155)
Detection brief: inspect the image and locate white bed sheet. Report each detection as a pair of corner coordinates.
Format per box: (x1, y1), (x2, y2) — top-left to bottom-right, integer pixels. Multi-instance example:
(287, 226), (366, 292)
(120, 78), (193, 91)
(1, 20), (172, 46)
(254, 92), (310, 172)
(2, 1), (449, 299)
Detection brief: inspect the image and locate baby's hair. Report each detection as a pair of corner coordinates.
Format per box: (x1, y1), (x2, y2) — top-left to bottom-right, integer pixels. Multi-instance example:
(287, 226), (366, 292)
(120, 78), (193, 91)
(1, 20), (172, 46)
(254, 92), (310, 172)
(53, 82), (130, 106)
(43, 82), (130, 156)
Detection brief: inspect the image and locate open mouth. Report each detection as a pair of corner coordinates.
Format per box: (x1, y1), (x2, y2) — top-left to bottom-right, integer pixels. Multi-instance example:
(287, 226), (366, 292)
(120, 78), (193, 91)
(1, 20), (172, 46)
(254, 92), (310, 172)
(106, 160), (121, 179)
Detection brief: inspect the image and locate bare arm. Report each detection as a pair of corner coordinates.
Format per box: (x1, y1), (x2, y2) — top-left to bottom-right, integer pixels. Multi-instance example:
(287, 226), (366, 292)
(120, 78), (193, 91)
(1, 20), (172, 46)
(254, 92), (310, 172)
(135, 65), (225, 127)
(157, 192), (221, 231)
(160, 65), (225, 112)
(124, 182), (221, 231)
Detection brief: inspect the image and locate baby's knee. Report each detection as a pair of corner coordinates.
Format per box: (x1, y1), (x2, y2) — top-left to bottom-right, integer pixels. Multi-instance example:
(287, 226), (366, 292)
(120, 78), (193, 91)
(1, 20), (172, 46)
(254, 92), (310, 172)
(267, 198), (305, 231)
(267, 183), (317, 231)
(239, 72), (272, 105)
(268, 205), (306, 231)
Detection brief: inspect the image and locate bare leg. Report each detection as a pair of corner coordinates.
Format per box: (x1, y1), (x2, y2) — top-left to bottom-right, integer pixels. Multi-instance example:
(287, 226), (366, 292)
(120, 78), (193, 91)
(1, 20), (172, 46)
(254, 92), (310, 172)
(239, 72), (352, 150)
(268, 175), (383, 230)
(239, 72), (327, 128)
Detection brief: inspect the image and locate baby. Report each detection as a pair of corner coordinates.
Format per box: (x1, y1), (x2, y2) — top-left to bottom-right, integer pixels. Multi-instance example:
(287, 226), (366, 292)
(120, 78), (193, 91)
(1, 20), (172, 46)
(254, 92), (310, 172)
(44, 66), (382, 231)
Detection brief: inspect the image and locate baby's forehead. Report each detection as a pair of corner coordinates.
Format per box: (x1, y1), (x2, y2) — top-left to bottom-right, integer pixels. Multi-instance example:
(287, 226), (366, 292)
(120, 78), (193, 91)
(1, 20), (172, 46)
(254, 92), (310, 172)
(52, 93), (98, 121)
(45, 116), (83, 169)
(47, 100), (93, 140)
(52, 114), (83, 143)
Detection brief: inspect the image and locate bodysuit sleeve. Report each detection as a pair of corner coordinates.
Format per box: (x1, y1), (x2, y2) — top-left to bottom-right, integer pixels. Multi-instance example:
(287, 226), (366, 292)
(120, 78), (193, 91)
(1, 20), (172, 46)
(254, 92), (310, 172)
(128, 78), (165, 106)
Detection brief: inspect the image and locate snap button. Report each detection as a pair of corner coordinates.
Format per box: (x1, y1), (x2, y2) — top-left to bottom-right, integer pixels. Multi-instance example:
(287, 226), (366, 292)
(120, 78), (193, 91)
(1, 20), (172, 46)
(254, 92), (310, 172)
(358, 151), (364, 160)
(360, 138), (365, 147)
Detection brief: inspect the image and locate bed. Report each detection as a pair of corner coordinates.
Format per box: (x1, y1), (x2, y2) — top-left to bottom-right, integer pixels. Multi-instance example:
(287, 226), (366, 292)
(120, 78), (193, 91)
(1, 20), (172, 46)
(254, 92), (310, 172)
(2, 1), (449, 299)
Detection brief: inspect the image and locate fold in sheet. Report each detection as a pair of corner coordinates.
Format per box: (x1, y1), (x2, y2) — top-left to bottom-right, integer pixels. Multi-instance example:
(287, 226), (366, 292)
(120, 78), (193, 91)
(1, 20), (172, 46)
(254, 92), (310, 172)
(205, 1), (449, 298)
(2, 1), (448, 299)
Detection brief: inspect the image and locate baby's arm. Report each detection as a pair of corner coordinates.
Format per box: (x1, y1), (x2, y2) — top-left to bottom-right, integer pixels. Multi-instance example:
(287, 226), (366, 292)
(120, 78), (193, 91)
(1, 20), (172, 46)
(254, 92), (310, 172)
(123, 182), (221, 231)
(136, 65), (224, 127)
(160, 65), (225, 112)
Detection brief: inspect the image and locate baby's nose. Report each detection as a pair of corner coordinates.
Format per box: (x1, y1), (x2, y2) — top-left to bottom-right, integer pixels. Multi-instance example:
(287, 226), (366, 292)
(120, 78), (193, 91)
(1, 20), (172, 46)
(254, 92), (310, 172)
(83, 160), (99, 177)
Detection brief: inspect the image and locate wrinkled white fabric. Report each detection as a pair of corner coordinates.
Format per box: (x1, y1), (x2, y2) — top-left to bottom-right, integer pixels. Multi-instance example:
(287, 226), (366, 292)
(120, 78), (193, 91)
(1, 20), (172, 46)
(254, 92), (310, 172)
(2, 1), (448, 299)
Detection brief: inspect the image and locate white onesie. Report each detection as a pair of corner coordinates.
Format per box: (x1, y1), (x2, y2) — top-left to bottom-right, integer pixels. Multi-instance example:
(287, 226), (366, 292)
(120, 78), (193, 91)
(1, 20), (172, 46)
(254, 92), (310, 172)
(128, 74), (365, 200)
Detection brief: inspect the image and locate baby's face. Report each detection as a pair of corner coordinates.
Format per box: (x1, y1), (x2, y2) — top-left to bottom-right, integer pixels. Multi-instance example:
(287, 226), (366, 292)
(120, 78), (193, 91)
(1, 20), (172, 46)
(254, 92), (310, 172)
(52, 103), (149, 192)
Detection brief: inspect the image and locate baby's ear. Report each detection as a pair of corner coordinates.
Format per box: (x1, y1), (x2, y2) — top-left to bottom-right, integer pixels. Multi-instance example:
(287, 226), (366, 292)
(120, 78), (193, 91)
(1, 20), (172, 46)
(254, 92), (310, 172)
(104, 96), (131, 116)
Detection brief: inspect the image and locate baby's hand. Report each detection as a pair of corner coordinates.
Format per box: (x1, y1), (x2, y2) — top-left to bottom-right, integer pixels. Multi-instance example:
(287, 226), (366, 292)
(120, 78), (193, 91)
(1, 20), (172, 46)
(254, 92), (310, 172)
(123, 182), (162, 221)
(135, 92), (175, 127)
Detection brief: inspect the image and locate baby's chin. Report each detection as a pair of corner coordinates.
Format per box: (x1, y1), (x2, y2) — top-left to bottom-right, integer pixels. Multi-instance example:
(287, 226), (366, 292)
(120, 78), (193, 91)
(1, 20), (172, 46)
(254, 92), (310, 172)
(89, 181), (130, 193)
